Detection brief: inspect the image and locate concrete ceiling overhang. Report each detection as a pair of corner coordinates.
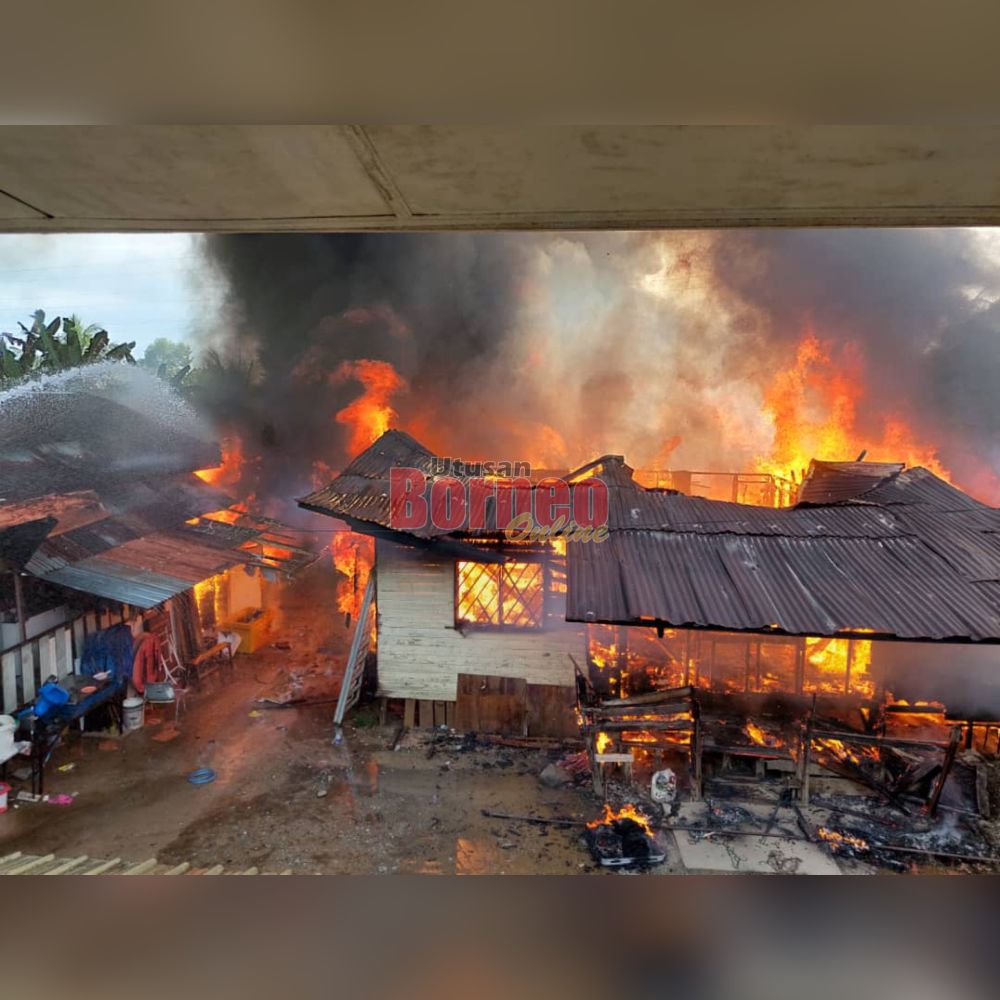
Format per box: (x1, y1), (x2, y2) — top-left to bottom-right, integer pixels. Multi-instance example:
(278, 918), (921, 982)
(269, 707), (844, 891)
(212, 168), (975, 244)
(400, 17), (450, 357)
(2, 125), (1000, 233)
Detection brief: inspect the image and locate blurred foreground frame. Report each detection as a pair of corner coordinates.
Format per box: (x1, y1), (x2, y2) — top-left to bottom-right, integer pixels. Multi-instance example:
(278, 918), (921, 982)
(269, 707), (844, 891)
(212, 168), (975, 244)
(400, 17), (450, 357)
(1, 882), (998, 1000)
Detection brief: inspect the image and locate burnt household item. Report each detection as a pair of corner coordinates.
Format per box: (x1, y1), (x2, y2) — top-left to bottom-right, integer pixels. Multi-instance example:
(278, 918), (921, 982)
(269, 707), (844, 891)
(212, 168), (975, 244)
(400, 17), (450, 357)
(585, 805), (666, 867)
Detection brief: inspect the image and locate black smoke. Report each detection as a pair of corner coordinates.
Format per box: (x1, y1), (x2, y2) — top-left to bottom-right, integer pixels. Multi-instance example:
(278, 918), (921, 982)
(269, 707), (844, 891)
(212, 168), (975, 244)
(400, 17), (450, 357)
(706, 228), (1000, 495)
(200, 229), (1000, 505)
(198, 233), (537, 499)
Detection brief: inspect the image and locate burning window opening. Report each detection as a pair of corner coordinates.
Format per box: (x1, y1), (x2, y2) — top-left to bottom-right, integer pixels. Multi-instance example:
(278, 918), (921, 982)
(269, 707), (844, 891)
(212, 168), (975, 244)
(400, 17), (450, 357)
(585, 625), (877, 703)
(456, 560), (545, 630)
(633, 469), (798, 508)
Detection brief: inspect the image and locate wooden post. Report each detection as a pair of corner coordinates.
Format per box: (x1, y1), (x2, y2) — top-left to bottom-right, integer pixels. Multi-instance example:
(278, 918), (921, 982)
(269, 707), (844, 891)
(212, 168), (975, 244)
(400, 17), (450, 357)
(743, 640), (752, 693)
(927, 726), (962, 817)
(683, 630), (692, 686)
(795, 638), (806, 694)
(12, 572), (27, 644)
(588, 731), (603, 797)
(616, 626), (628, 696)
(691, 701), (703, 801)
(845, 639), (855, 695)
(800, 697), (816, 806)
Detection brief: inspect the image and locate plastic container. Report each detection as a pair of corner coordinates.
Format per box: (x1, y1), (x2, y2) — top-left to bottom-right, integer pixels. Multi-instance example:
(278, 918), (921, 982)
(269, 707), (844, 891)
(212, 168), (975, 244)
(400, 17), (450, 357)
(122, 697), (145, 732)
(33, 682), (70, 718)
(0, 782), (9, 813)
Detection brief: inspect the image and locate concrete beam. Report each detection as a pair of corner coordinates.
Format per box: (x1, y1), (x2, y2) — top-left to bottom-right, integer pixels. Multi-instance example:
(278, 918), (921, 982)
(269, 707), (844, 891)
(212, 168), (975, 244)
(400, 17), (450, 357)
(0, 125), (999, 233)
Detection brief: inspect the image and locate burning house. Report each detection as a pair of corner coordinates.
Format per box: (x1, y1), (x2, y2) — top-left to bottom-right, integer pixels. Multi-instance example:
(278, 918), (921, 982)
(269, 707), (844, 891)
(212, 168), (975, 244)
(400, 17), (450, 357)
(301, 431), (1000, 831)
(0, 367), (316, 767)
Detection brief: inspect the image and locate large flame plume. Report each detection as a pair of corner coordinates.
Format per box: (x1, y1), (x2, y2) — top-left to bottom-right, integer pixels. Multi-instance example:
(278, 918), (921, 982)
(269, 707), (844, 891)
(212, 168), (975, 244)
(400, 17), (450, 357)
(333, 359), (406, 456)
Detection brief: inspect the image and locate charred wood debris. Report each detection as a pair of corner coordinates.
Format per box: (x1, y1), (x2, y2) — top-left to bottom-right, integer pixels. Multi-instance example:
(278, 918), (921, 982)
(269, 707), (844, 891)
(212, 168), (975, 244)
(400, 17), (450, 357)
(419, 682), (1000, 872)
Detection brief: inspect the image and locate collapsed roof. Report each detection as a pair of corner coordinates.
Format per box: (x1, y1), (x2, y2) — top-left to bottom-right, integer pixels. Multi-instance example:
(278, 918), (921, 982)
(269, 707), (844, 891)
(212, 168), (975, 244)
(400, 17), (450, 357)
(1, 369), (317, 608)
(1, 476), (317, 608)
(303, 431), (1000, 644)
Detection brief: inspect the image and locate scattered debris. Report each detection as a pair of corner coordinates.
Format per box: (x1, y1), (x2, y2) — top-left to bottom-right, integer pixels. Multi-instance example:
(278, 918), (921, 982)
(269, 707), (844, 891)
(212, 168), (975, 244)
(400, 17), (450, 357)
(538, 763), (573, 788)
(584, 804), (666, 868)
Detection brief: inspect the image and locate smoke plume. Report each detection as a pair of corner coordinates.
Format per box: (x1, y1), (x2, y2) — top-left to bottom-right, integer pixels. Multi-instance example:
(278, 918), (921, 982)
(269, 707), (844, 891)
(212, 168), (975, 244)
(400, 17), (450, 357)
(200, 229), (1000, 503)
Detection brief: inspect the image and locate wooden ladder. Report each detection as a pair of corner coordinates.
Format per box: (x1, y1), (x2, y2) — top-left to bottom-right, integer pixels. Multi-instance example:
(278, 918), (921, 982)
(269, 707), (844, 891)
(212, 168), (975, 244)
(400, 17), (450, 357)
(333, 571), (376, 727)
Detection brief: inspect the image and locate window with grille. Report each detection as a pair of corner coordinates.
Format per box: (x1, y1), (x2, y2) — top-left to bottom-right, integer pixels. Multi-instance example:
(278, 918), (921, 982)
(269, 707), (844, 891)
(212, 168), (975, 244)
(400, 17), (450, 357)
(456, 561), (545, 629)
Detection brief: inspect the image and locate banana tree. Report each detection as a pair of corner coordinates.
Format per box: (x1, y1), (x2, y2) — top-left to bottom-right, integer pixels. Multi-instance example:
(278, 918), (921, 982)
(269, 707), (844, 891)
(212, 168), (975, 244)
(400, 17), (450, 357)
(0, 310), (136, 385)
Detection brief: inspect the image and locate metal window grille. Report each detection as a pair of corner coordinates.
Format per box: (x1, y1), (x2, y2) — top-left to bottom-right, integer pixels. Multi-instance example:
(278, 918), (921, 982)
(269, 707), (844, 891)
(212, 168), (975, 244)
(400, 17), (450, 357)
(457, 561), (544, 629)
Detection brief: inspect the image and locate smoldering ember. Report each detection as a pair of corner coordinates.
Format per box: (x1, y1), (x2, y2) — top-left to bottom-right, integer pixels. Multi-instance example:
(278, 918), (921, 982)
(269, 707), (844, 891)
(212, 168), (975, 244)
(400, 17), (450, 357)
(2, 229), (1000, 876)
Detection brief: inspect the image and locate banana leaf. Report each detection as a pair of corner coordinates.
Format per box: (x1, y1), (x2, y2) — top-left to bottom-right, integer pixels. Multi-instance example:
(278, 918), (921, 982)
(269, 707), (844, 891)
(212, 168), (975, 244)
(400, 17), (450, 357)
(83, 328), (109, 360)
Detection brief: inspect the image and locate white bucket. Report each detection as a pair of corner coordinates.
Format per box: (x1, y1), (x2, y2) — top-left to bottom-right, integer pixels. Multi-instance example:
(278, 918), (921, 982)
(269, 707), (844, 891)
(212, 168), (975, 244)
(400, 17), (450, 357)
(122, 697), (145, 732)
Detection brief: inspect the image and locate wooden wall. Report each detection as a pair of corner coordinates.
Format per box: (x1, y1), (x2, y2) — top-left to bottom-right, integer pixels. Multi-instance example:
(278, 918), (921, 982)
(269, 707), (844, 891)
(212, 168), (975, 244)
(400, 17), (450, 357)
(375, 539), (585, 703)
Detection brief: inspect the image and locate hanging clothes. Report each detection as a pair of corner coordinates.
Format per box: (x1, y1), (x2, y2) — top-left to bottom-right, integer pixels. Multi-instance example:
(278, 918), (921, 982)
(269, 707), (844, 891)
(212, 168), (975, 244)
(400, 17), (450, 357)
(131, 632), (163, 695)
(79, 624), (134, 685)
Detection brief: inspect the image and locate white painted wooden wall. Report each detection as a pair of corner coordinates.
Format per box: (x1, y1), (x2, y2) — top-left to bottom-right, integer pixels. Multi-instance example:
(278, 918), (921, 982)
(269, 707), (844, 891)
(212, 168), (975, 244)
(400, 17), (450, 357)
(374, 539), (585, 702)
(0, 607), (119, 715)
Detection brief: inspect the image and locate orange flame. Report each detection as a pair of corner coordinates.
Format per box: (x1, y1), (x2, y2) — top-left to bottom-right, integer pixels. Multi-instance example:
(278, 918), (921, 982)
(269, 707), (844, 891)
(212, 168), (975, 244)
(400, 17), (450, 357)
(756, 330), (953, 486)
(334, 359), (406, 456)
(817, 827), (869, 852)
(595, 732), (613, 754)
(330, 529), (374, 618)
(587, 803), (655, 837)
(195, 436), (246, 489)
(745, 719), (781, 748)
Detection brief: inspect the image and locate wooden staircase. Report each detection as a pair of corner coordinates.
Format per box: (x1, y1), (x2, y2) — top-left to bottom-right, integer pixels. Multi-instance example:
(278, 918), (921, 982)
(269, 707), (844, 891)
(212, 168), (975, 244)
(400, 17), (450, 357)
(0, 851), (293, 875)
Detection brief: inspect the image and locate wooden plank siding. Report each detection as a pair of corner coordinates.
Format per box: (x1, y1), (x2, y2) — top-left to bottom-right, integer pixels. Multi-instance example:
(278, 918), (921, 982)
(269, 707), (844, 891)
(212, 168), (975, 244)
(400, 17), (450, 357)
(375, 539), (585, 703)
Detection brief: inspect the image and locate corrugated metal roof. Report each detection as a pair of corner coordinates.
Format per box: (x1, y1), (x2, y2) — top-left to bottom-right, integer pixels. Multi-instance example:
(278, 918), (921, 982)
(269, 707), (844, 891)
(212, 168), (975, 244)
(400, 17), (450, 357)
(0, 491), (105, 533)
(302, 431), (1000, 643)
(567, 464), (1000, 642)
(15, 478), (316, 604)
(300, 429), (606, 540)
(33, 524), (267, 608)
(797, 460), (904, 505)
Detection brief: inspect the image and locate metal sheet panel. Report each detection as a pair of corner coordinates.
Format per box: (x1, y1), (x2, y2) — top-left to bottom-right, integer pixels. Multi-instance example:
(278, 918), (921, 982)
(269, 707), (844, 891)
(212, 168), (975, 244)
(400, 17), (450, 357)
(797, 460), (904, 505)
(309, 431), (1000, 644)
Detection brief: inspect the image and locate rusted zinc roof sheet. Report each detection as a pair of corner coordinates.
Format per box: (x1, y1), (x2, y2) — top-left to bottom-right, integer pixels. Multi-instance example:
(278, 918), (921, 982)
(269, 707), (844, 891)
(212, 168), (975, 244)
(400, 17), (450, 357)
(15, 476), (317, 605)
(0, 491), (105, 534)
(796, 460), (905, 505)
(568, 463), (1000, 642)
(302, 431), (1000, 643)
(299, 429), (554, 539)
(28, 510), (317, 607)
(38, 541), (249, 607)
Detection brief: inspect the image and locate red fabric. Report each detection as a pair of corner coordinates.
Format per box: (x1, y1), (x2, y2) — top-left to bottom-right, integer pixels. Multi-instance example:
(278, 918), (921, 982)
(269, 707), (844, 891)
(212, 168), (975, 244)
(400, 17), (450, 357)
(131, 633), (162, 695)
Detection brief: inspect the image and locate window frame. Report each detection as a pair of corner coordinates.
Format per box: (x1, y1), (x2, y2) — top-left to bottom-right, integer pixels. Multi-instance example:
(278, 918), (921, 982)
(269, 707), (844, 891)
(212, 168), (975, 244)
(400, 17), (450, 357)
(454, 556), (549, 632)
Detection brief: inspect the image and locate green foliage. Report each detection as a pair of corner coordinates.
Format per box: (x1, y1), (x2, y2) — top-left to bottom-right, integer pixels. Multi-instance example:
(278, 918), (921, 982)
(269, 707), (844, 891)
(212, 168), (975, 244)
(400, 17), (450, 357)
(140, 337), (194, 386)
(0, 310), (136, 385)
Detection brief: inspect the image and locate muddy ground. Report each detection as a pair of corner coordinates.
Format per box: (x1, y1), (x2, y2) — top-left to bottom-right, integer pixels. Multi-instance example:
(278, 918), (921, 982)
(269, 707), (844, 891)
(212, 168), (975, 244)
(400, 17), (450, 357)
(0, 569), (620, 874)
(4, 567), (999, 874)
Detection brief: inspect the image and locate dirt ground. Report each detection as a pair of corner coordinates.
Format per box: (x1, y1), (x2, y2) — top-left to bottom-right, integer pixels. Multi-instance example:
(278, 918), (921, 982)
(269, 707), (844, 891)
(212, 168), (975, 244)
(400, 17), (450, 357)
(0, 569), (614, 874)
(5, 567), (997, 874)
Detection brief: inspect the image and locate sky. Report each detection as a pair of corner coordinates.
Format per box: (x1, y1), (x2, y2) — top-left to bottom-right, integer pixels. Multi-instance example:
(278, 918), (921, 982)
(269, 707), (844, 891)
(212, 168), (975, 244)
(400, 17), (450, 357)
(0, 232), (217, 355)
